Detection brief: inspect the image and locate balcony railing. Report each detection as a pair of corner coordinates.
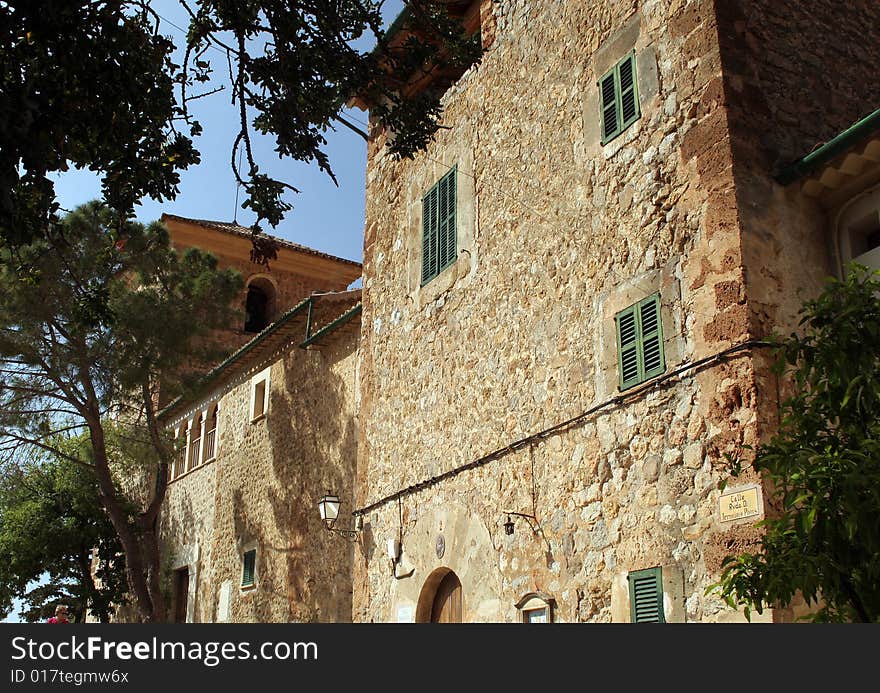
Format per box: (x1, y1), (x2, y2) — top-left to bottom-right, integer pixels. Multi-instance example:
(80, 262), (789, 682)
(203, 427), (216, 461)
(188, 437), (201, 472)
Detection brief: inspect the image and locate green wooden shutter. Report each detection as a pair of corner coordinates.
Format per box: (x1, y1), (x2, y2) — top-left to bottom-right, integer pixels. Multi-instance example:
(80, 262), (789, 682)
(421, 167), (457, 285)
(618, 52), (639, 127)
(616, 293), (665, 390)
(241, 549), (256, 587)
(639, 294), (665, 379)
(616, 304), (640, 390)
(599, 68), (619, 143)
(438, 167), (457, 271)
(628, 567), (665, 623)
(421, 183), (439, 284)
(600, 51), (640, 144)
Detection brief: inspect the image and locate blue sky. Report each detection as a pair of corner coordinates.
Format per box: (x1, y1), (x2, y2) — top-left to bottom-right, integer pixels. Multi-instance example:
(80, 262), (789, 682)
(50, 0), (405, 266)
(3, 0), (404, 625)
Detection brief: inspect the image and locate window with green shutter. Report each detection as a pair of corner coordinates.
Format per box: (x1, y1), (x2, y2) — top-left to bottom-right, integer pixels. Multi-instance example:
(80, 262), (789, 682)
(241, 549), (256, 588)
(599, 51), (640, 144)
(628, 567), (665, 623)
(615, 293), (665, 391)
(421, 166), (457, 285)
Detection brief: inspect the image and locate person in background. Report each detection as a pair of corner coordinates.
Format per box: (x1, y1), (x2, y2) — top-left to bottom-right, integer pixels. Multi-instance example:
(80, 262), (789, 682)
(47, 604), (70, 624)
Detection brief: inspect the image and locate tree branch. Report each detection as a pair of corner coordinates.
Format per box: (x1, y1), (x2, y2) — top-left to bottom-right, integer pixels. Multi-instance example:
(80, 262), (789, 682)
(0, 431), (93, 470)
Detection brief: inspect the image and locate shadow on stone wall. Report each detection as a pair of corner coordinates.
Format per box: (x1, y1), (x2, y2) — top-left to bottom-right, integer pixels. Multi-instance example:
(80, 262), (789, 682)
(271, 337), (358, 621)
(221, 334), (358, 622)
(158, 468), (216, 622)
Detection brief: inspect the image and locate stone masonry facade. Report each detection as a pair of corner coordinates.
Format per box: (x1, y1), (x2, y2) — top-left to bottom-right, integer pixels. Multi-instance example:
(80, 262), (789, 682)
(154, 0), (880, 623)
(352, 0), (879, 622)
(161, 334), (359, 623)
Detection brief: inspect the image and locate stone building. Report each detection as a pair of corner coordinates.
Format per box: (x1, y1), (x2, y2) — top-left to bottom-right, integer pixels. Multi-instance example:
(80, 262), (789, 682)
(349, 0), (880, 623)
(156, 0), (880, 623)
(157, 216), (362, 623)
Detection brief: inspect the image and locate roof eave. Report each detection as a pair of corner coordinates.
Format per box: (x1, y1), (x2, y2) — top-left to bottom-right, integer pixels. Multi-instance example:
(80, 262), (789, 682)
(775, 107), (880, 186)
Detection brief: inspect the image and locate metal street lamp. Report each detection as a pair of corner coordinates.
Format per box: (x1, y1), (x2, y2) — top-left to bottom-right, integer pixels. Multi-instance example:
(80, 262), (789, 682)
(318, 491), (362, 541)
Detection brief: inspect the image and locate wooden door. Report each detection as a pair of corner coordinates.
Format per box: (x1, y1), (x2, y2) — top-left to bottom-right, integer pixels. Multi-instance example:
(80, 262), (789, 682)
(174, 568), (189, 623)
(430, 571), (462, 623)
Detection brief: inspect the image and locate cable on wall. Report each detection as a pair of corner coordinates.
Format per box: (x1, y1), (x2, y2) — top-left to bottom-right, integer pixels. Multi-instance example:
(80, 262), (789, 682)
(352, 338), (777, 518)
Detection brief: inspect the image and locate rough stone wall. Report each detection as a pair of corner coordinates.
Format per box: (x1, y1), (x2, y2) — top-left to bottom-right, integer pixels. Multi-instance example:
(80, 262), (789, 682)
(715, 2), (880, 482)
(159, 459), (218, 623)
(356, 0), (765, 623)
(206, 336), (359, 623)
(716, 0), (880, 173)
(160, 331), (359, 622)
(714, 0), (880, 340)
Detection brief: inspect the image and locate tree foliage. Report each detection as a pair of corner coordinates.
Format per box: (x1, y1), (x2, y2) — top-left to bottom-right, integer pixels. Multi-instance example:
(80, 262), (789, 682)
(1, 0), (482, 251)
(0, 446), (127, 623)
(0, 202), (242, 621)
(1, 1), (199, 246)
(713, 266), (880, 622)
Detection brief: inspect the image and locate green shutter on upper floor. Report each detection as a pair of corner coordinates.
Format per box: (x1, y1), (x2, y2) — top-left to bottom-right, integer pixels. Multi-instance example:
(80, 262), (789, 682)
(241, 549), (256, 587)
(438, 166), (457, 270)
(638, 294), (664, 379)
(421, 166), (457, 285)
(599, 51), (640, 145)
(599, 67), (620, 142)
(422, 184), (437, 284)
(616, 303), (640, 389)
(615, 293), (665, 390)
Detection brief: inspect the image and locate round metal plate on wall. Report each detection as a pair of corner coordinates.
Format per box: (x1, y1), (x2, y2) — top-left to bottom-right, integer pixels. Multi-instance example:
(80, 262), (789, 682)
(435, 534), (445, 559)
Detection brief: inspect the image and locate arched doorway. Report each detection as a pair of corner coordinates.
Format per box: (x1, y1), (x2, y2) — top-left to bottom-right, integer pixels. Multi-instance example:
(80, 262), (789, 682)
(415, 568), (462, 623)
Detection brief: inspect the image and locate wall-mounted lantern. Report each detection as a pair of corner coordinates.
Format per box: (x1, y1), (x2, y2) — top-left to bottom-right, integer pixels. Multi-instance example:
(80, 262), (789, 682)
(318, 491), (362, 541)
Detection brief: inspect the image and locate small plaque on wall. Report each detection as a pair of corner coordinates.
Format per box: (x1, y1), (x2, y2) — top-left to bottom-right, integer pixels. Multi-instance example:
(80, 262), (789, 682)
(397, 604), (414, 623)
(719, 485), (762, 523)
(217, 581), (232, 622)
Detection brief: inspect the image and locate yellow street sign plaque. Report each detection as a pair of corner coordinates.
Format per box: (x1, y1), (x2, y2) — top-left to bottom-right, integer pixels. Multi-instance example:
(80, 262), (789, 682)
(719, 485), (761, 523)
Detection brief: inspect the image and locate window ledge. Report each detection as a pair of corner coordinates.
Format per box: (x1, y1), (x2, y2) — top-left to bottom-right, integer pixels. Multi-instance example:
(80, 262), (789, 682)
(600, 118), (642, 158)
(168, 457), (217, 484)
(618, 373), (663, 393)
(416, 251), (471, 309)
(250, 414), (266, 424)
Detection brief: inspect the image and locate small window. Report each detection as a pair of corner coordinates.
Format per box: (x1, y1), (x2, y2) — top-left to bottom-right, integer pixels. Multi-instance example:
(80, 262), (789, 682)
(253, 380), (266, 419)
(615, 293), (664, 391)
(421, 166), (458, 285)
(173, 423), (187, 479)
(523, 606), (549, 623)
(846, 209), (880, 271)
(241, 549), (257, 588)
(628, 567), (665, 623)
(250, 368), (270, 422)
(599, 51), (640, 144)
(515, 592), (555, 623)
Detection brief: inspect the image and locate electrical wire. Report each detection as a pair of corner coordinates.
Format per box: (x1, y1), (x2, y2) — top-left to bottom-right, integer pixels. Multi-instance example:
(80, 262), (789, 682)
(352, 338), (776, 517)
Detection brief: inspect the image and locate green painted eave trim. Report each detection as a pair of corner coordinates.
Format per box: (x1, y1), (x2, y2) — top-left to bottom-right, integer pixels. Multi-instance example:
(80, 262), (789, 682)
(775, 107), (880, 186)
(299, 303), (362, 349)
